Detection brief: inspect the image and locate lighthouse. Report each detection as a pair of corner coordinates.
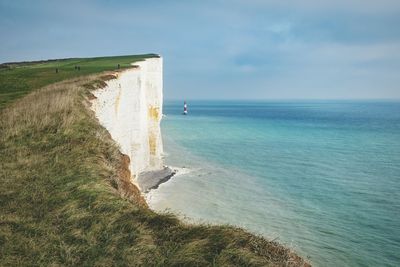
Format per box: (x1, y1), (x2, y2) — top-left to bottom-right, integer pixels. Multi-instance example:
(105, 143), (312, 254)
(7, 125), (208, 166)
(183, 101), (188, 115)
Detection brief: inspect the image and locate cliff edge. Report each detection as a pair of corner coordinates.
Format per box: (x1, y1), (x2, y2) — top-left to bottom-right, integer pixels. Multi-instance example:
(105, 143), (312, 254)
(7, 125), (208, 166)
(91, 57), (173, 191)
(0, 54), (309, 266)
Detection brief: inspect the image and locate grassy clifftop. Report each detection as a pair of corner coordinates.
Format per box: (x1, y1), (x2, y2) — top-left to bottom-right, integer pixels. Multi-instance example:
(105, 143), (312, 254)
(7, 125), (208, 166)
(0, 54), (158, 109)
(0, 55), (308, 266)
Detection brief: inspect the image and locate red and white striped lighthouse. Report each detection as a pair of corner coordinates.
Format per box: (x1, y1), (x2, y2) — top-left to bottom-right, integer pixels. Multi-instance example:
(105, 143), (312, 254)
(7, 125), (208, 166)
(183, 101), (188, 115)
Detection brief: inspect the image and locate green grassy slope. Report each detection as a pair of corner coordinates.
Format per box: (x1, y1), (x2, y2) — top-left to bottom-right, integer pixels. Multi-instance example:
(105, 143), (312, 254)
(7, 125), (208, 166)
(0, 54), (157, 108)
(0, 55), (308, 266)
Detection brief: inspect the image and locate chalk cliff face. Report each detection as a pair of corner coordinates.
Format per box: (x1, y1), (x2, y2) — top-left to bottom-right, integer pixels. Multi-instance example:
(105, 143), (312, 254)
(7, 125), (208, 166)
(91, 57), (164, 188)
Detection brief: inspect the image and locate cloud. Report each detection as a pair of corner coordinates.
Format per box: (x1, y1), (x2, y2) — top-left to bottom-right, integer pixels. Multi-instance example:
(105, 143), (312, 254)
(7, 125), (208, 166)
(230, 0), (400, 14)
(266, 22), (292, 36)
(1, 0), (400, 99)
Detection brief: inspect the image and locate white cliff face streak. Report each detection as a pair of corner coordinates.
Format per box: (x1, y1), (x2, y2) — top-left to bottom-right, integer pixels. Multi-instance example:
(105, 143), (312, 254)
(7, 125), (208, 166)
(91, 57), (173, 191)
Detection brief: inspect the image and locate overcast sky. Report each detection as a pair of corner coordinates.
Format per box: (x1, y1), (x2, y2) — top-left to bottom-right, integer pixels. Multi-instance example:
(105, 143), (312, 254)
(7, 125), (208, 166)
(1, 0), (400, 100)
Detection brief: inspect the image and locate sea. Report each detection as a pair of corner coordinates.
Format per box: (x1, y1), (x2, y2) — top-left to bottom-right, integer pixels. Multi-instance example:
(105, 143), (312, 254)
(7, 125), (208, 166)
(146, 100), (400, 266)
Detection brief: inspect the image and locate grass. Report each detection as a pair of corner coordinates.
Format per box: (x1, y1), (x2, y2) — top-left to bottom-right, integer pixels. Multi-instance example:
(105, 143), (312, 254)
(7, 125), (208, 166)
(0, 54), (158, 109)
(0, 55), (309, 266)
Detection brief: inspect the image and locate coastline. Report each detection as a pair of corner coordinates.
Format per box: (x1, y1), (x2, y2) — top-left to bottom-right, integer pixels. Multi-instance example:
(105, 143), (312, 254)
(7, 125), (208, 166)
(90, 57), (168, 193)
(88, 58), (310, 266)
(0, 55), (309, 266)
(89, 58), (185, 196)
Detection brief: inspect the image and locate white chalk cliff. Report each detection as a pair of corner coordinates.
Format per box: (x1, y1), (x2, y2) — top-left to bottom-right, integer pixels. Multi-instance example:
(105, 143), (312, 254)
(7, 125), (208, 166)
(91, 57), (165, 190)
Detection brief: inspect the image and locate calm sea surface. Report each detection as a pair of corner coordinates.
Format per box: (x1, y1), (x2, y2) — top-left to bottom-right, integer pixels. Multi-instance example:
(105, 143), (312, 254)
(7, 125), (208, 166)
(146, 100), (400, 266)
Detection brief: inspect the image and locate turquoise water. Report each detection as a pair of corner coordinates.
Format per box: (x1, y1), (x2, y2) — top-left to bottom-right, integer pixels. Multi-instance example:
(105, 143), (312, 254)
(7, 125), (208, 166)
(147, 101), (400, 266)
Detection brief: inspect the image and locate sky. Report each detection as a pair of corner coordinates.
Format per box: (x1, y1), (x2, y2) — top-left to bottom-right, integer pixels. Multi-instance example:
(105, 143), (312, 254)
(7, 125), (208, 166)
(1, 0), (400, 100)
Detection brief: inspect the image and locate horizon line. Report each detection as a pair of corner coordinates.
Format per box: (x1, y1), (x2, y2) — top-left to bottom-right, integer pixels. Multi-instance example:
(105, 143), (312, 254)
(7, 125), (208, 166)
(164, 98), (400, 102)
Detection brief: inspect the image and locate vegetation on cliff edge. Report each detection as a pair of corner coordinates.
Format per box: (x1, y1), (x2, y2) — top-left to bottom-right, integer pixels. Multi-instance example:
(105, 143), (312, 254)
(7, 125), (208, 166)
(0, 55), (308, 266)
